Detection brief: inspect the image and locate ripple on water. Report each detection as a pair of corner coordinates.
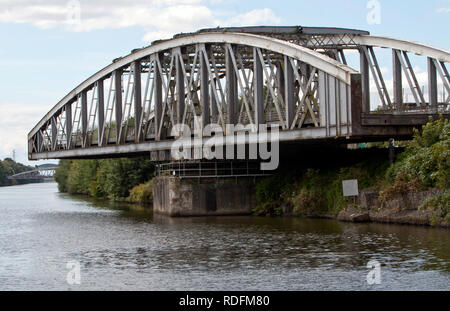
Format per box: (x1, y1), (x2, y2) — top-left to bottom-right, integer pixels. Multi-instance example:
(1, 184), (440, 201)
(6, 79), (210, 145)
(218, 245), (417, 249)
(0, 183), (449, 290)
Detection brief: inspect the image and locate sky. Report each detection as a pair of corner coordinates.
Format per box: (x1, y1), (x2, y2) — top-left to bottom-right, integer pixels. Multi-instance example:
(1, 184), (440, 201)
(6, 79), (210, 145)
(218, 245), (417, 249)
(0, 0), (449, 165)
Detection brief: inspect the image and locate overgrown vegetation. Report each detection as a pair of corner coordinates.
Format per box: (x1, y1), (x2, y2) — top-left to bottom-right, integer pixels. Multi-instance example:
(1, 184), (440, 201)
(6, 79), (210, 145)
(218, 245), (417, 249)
(254, 117), (449, 225)
(254, 152), (389, 217)
(420, 191), (450, 226)
(126, 180), (154, 204)
(54, 157), (155, 203)
(378, 117), (449, 224)
(383, 117), (449, 193)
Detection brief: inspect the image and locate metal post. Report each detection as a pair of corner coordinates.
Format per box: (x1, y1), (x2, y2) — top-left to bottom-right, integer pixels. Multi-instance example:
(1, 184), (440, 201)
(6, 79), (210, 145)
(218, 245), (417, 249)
(176, 49), (185, 124)
(114, 69), (123, 144)
(37, 131), (43, 153)
(428, 57), (437, 109)
(205, 47), (218, 125)
(133, 61), (142, 142)
(65, 104), (72, 148)
(360, 48), (370, 112)
(284, 56), (295, 128)
(339, 49), (347, 65)
(201, 46), (210, 127)
(226, 45), (238, 125)
(350, 73), (363, 136)
(254, 48), (264, 128)
(277, 61), (285, 103)
(97, 79), (104, 146)
(318, 71), (327, 127)
(51, 116), (57, 151)
(210, 81), (218, 124)
(393, 50), (403, 110)
(81, 90), (88, 147)
(154, 53), (163, 140)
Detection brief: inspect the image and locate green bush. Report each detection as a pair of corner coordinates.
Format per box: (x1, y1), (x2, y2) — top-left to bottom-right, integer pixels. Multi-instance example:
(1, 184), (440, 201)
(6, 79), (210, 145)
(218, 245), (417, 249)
(383, 117), (449, 196)
(420, 191), (450, 226)
(54, 157), (155, 200)
(126, 180), (154, 204)
(256, 117), (449, 218)
(254, 173), (295, 216)
(54, 160), (71, 192)
(254, 154), (390, 217)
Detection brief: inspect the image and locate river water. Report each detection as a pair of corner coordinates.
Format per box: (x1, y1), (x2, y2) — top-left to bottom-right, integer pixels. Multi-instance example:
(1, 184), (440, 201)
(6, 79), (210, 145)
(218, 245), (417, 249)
(0, 183), (449, 291)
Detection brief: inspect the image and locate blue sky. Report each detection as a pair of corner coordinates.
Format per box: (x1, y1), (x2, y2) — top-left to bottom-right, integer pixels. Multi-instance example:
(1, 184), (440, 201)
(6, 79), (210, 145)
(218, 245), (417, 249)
(0, 0), (449, 165)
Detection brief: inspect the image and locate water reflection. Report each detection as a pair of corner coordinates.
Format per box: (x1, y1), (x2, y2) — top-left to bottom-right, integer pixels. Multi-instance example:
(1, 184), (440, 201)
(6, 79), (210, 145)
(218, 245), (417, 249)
(70, 193), (450, 275)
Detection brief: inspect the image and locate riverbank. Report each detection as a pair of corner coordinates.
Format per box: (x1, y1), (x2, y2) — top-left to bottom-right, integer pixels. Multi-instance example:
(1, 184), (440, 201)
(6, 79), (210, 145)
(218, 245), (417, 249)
(252, 161), (449, 228)
(253, 117), (449, 228)
(280, 188), (449, 228)
(0, 158), (36, 187)
(54, 156), (155, 202)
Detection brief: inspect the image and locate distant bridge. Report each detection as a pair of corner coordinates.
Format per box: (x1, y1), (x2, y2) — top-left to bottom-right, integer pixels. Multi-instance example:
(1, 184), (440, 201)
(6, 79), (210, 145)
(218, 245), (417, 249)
(28, 26), (450, 161)
(8, 165), (58, 181)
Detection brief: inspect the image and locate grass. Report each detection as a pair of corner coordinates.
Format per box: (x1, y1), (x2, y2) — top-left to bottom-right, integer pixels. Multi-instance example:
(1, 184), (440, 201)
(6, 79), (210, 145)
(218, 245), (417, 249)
(126, 180), (154, 205)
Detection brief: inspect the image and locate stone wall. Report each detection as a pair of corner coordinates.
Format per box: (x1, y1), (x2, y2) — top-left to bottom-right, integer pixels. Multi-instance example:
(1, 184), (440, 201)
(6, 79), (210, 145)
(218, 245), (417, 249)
(337, 189), (447, 227)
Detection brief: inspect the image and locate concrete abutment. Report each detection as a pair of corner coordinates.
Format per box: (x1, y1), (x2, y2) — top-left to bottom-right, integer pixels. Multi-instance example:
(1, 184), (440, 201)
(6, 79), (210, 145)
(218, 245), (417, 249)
(153, 176), (256, 217)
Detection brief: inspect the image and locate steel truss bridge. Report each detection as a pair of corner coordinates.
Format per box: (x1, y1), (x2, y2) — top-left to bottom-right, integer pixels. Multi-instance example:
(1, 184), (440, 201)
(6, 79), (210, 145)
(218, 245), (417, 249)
(28, 26), (450, 161)
(8, 165), (57, 181)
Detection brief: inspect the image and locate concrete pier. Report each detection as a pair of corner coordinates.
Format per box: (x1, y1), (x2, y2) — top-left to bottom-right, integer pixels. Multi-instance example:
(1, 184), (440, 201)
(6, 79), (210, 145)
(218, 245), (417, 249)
(153, 176), (255, 217)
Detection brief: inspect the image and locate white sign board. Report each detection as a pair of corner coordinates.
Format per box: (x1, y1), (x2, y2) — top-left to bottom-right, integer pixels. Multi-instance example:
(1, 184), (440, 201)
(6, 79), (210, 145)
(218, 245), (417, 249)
(342, 180), (359, 197)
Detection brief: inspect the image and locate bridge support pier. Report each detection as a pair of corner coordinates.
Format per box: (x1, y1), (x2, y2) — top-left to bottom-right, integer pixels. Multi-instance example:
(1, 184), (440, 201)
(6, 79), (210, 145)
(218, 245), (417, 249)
(152, 176), (255, 217)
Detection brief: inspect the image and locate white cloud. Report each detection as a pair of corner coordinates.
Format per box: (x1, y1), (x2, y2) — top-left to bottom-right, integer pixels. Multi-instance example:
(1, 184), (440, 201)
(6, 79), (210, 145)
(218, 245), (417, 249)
(436, 7), (450, 13)
(0, 102), (51, 164)
(227, 8), (281, 26)
(0, 1), (281, 42)
(0, 1), (212, 31)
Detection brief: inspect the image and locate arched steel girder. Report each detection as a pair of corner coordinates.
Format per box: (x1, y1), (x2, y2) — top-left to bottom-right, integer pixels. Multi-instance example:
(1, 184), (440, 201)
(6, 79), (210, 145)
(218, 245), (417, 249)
(353, 36), (450, 63)
(28, 32), (357, 141)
